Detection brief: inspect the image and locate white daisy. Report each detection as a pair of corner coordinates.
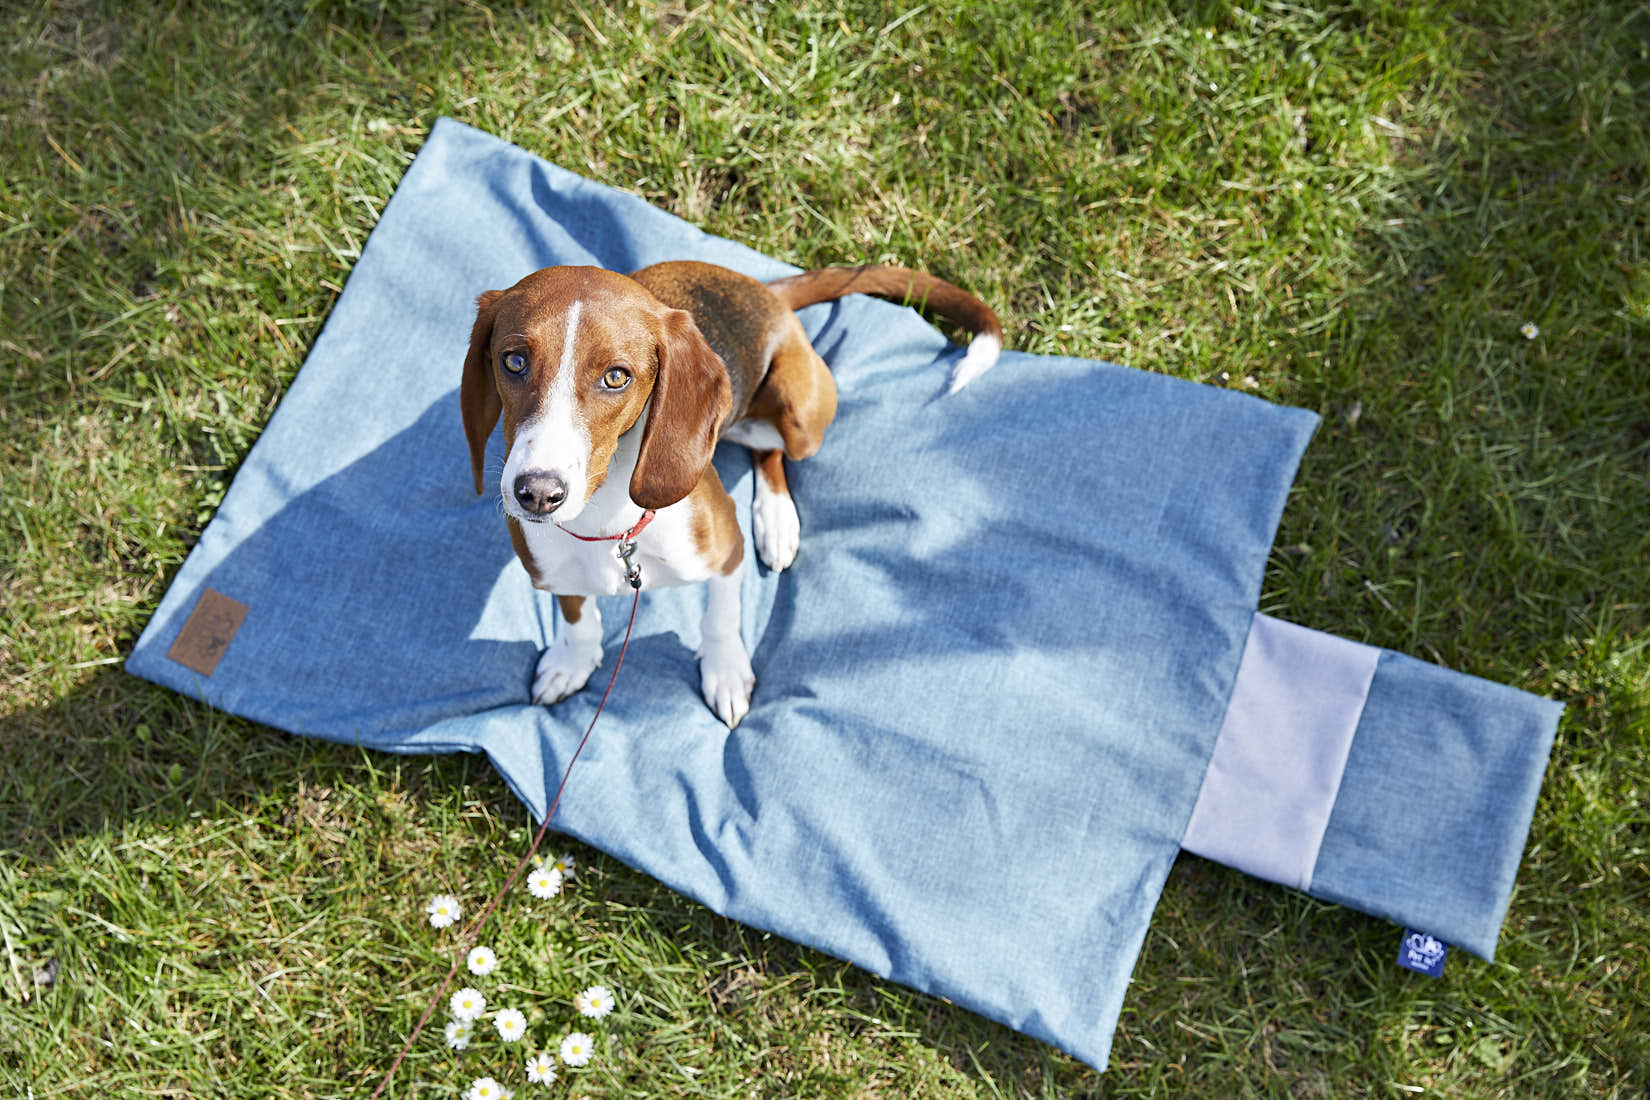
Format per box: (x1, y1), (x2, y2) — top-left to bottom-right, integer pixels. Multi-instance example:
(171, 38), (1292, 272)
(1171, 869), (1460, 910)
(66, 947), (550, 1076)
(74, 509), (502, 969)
(466, 1077), (509, 1100)
(525, 1052), (558, 1084)
(1521, 321), (1540, 340)
(467, 945), (499, 976)
(550, 852), (576, 878)
(426, 894), (462, 929)
(494, 1007), (528, 1042)
(445, 1019), (472, 1050)
(559, 1031), (595, 1067)
(573, 985), (614, 1019)
(449, 987), (486, 1022)
(526, 867), (564, 900)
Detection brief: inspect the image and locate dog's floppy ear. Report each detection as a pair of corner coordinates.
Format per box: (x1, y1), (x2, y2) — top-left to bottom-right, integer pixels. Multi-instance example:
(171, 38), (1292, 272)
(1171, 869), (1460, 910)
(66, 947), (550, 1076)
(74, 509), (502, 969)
(630, 308), (732, 510)
(460, 289), (504, 496)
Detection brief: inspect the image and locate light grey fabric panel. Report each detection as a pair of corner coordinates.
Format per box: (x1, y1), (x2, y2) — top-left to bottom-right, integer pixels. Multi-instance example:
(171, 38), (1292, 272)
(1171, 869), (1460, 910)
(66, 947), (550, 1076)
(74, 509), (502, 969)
(1183, 614), (1379, 889)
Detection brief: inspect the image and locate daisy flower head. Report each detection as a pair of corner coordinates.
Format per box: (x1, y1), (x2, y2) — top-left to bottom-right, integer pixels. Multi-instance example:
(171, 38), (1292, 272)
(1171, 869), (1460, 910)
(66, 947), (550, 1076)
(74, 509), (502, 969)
(466, 1077), (510, 1100)
(467, 945), (498, 976)
(559, 1031), (595, 1067)
(425, 894), (462, 929)
(449, 987), (487, 1022)
(494, 1007), (528, 1042)
(445, 1019), (472, 1050)
(573, 985), (614, 1019)
(1521, 321), (1540, 340)
(551, 852), (576, 878)
(526, 866), (564, 900)
(525, 1052), (558, 1084)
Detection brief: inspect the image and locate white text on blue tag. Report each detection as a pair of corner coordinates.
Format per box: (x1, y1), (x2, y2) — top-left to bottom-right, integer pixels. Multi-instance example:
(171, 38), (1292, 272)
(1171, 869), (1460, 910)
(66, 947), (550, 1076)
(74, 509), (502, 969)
(1398, 929), (1449, 977)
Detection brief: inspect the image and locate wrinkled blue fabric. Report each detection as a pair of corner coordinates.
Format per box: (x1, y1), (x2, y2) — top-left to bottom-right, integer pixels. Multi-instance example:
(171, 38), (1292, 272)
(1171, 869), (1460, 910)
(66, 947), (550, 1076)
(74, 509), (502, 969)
(127, 118), (1560, 1070)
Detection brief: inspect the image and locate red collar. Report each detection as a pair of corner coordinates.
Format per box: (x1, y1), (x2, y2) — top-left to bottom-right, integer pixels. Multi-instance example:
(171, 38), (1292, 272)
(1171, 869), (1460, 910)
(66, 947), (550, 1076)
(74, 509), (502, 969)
(557, 509), (657, 543)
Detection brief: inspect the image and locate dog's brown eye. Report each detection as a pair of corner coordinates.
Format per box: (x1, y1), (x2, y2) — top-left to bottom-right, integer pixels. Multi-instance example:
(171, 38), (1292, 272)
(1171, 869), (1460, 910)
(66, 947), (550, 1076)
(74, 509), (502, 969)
(501, 351), (528, 375)
(601, 366), (631, 390)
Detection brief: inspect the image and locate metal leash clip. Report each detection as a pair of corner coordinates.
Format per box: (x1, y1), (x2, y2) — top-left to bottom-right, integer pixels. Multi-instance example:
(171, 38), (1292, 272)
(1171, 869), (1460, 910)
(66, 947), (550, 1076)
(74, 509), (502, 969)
(615, 538), (642, 589)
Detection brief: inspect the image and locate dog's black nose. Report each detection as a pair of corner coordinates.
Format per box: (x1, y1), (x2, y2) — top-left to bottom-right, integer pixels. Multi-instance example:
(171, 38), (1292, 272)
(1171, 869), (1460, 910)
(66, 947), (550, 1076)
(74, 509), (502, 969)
(513, 471), (567, 515)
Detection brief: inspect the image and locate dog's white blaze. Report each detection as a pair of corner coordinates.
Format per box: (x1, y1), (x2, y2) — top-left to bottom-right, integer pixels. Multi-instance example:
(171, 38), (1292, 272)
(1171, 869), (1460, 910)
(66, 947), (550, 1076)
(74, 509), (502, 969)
(502, 299), (592, 516)
(557, 299), (585, 378)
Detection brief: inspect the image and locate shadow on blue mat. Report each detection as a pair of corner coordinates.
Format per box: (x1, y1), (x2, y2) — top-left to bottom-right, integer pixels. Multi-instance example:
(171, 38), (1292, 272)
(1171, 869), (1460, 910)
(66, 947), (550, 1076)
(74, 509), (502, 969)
(154, 398), (542, 743)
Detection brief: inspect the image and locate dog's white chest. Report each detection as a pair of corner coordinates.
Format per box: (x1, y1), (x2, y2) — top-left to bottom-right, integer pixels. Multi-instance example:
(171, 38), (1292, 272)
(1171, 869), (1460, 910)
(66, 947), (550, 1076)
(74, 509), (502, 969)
(516, 506), (711, 595)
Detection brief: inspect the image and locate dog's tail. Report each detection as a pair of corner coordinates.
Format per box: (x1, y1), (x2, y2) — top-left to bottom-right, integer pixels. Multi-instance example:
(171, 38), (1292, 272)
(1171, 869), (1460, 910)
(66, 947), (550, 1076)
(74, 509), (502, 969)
(765, 265), (1004, 393)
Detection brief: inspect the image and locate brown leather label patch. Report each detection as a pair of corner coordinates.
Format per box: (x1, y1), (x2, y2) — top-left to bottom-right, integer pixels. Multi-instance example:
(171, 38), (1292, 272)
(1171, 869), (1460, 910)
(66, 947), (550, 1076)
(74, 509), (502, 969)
(166, 588), (249, 677)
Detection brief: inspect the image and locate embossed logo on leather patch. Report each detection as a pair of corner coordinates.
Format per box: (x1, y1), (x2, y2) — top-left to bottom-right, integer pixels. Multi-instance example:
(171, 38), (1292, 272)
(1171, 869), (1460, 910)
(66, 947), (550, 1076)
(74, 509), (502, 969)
(166, 588), (248, 676)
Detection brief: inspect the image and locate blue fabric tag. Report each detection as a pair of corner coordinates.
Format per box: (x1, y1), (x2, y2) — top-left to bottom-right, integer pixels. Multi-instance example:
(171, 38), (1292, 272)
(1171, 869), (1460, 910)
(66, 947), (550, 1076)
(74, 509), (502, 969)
(1398, 929), (1449, 977)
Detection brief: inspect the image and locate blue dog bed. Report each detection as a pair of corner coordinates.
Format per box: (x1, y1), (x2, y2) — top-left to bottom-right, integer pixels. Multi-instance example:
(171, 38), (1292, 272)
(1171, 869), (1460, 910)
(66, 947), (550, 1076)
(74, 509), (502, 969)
(127, 118), (1561, 1070)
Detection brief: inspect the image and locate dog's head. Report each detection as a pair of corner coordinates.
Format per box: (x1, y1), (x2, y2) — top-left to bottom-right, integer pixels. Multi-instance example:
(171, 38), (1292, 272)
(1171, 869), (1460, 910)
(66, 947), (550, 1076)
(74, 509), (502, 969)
(460, 266), (731, 522)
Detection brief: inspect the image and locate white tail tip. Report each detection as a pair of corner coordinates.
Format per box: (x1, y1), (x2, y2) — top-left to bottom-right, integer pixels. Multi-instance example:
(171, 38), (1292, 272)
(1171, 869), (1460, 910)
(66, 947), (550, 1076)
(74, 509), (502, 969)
(946, 333), (1002, 393)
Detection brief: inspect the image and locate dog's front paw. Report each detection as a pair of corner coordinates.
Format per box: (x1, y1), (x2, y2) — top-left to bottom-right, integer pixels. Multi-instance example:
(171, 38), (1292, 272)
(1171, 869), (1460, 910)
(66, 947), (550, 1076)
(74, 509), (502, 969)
(698, 636), (755, 730)
(533, 637), (603, 705)
(752, 488), (801, 572)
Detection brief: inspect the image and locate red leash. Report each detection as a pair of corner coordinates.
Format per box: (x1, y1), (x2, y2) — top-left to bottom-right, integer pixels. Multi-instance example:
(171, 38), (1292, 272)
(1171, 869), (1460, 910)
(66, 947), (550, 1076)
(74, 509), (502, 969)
(368, 585), (643, 1097)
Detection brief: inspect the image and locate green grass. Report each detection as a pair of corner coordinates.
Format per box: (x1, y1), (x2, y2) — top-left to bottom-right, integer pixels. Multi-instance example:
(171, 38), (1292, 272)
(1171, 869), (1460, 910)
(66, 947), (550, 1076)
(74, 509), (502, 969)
(3, 0), (1647, 1095)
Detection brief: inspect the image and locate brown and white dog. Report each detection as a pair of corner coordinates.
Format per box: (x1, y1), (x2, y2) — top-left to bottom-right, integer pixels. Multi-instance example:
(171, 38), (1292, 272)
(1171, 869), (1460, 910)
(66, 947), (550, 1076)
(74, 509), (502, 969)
(461, 261), (1002, 728)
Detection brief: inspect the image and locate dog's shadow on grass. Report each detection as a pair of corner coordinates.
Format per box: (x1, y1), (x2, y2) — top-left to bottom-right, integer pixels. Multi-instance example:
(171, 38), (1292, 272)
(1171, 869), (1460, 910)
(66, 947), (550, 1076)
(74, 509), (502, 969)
(0, 665), (504, 861)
